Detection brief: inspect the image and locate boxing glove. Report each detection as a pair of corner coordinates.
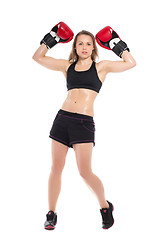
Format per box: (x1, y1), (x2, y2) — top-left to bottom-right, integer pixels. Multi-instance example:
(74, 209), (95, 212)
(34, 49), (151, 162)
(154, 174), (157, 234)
(40, 22), (74, 49)
(95, 26), (130, 58)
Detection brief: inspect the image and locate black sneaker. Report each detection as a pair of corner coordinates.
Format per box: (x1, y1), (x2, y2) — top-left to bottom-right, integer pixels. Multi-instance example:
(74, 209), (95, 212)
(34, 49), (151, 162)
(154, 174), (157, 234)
(100, 200), (114, 229)
(44, 210), (57, 230)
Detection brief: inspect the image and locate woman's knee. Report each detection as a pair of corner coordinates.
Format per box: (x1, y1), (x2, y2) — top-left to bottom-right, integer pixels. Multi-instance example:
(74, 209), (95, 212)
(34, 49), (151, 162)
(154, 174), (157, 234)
(79, 167), (92, 179)
(50, 160), (65, 175)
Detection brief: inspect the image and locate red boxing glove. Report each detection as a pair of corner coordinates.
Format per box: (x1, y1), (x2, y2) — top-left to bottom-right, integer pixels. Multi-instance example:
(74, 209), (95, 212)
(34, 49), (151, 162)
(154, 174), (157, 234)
(95, 26), (129, 57)
(56, 22), (74, 43)
(40, 22), (74, 49)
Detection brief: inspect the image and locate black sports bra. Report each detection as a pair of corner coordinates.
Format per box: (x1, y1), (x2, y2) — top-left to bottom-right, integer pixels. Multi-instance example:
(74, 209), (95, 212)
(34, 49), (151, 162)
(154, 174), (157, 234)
(66, 61), (102, 93)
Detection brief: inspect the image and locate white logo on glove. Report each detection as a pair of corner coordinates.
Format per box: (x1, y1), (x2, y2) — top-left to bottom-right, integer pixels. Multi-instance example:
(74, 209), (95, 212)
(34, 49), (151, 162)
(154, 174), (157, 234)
(109, 38), (120, 49)
(50, 31), (60, 42)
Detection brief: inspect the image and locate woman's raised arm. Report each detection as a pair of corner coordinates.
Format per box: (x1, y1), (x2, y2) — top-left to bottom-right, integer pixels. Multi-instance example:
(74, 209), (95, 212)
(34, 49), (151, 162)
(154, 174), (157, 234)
(32, 22), (74, 73)
(95, 26), (136, 74)
(98, 50), (136, 73)
(32, 43), (69, 72)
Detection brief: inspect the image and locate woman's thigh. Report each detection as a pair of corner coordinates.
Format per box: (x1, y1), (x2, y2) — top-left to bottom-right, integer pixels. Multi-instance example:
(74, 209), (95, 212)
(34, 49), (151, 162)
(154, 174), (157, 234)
(73, 142), (94, 177)
(51, 139), (69, 174)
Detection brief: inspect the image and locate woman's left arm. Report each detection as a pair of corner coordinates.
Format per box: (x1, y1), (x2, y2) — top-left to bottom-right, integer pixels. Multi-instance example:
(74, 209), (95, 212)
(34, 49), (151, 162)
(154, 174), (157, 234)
(96, 26), (136, 74)
(98, 50), (136, 74)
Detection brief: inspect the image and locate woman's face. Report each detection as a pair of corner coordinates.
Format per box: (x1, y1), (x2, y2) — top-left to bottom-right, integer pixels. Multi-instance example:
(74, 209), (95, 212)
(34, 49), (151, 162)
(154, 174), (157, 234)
(75, 34), (94, 60)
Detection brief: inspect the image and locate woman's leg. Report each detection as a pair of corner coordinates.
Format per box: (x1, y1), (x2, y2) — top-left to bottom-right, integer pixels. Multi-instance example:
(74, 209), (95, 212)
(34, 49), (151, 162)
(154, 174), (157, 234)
(48, 139), (69, 212)
(73, 142), (109, 209)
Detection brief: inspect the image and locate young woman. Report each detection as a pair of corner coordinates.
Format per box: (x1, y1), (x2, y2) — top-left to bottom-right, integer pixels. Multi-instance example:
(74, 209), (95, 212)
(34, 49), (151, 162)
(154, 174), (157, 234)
(32, 22), (136, 230)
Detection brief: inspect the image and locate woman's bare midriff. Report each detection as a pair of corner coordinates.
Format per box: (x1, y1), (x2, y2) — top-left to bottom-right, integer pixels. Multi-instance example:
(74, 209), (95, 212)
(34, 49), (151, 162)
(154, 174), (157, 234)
(61, 88), (98, 117)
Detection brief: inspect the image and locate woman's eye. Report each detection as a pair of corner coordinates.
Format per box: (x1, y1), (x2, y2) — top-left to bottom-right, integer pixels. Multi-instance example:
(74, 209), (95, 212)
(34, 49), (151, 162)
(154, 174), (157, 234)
(78, 43), (91, 46)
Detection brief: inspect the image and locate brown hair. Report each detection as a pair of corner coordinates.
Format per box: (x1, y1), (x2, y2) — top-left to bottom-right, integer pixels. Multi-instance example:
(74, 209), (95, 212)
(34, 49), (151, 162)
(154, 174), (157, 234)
(68, 30), (99, 63)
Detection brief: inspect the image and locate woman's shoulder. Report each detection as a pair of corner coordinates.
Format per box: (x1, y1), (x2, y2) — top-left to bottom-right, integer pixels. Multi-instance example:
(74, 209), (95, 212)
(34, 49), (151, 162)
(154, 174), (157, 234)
(95, 60), (111, 72)
(96, 60), (110, 67)
(66, 60), (76, 72)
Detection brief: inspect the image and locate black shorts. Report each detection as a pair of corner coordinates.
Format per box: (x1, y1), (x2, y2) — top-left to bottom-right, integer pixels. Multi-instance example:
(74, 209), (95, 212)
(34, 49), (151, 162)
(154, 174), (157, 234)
(49, 109), (95, 148)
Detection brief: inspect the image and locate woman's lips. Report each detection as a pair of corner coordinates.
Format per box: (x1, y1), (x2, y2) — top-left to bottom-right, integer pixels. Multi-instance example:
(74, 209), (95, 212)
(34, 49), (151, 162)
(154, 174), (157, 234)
(82, 51), (88, 54)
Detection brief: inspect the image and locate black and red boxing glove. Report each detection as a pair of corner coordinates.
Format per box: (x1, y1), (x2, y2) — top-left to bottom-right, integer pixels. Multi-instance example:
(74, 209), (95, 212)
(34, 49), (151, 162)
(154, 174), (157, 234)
(95, 26), (130, 58)
(40, 22), (74, 49)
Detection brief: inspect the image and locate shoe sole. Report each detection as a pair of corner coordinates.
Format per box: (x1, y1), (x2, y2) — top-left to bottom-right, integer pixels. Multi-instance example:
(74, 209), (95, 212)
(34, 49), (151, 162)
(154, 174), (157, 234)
(44, 222), (57, 230)
(45, 225), (55, 230)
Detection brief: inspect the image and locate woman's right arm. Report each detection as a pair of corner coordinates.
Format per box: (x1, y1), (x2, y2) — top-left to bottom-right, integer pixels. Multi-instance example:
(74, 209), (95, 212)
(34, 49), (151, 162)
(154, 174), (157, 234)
(32, 21), (74, 73)
(32, 43), (69, 73)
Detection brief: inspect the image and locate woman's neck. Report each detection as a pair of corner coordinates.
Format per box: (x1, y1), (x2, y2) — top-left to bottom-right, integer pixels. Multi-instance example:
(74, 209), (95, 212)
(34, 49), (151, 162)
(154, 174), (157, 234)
(77, 57), (93, 66)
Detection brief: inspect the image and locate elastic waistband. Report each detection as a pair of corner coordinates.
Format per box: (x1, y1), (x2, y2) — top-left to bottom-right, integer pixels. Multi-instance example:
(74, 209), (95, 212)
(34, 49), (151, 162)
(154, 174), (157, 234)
(58, 109), (94, 121)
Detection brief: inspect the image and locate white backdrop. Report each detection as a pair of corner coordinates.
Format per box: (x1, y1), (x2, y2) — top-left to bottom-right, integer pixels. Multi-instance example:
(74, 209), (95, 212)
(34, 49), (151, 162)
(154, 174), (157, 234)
(1, 0), (160, 239)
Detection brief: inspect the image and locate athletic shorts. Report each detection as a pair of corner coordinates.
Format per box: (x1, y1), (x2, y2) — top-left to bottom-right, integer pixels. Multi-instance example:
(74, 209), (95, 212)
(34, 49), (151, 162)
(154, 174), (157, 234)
(49, 109), (95, 148)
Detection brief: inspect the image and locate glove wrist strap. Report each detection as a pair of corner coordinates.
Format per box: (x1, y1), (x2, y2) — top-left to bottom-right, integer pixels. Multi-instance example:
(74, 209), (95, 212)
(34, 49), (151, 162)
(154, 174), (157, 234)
(40, 33), (58, 49)
(112, 40), (130, 58)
